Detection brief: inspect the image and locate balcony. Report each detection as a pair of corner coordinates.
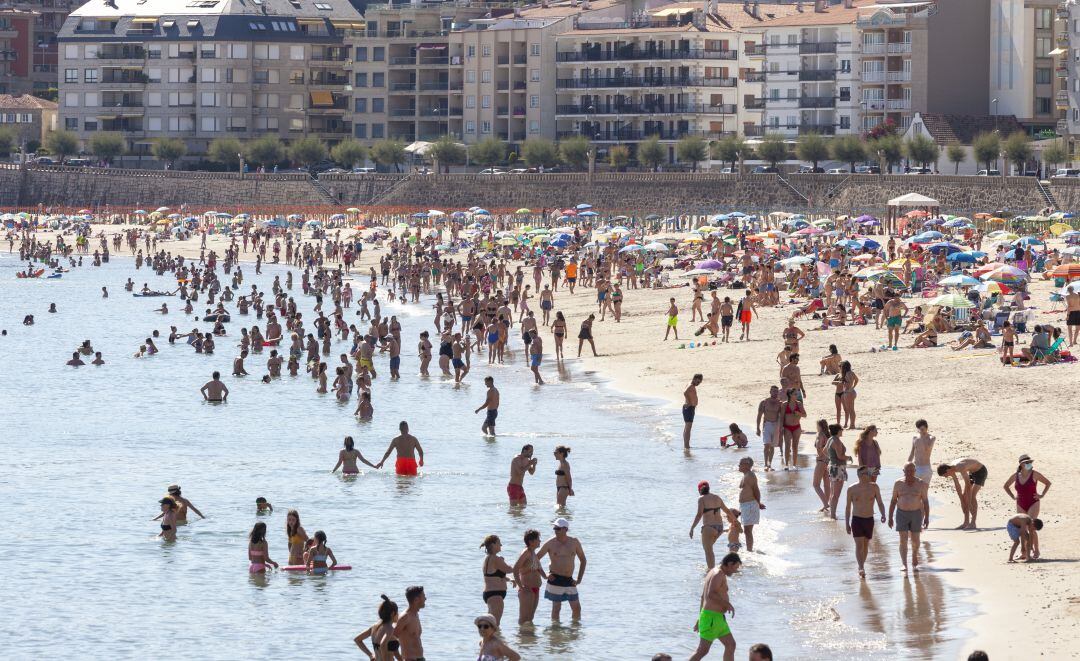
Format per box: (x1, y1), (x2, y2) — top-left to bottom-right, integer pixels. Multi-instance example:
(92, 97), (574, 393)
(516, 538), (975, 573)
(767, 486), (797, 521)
(863, 99), (886, 111)
(887, 42), (912, 54)
(744, 44), (767, 57)
(798, 69), (836, 82)
(556, 128), (730, 141)
(418, 107), (453, 117)
(512, 132), (526, 141)
(97, 47), (146, 60)
(744, 71), (766, 83)
(497, 55), (510, 65)
(885, 98), (910, 110)
(1056, 90), (1070, 108)
(800, 96), (836, 109)
(744, 98), (766, 110)
(799, 42), (838, 55)
(101, 71), (149, 84)
(389, 56), (416, 66)
(419, 57), (449, 66)
(886, 70), (911, 82)
(797, 124), (837, 135)
(744, 124), (764, 137)
(1058, 66), (1069, 79)
(389, 107), (416, 117)
(555, 48), (738, 62)
(556, 103), (737, 115)
(310, 99), (349, 112)
(390, 82), (416, 91)
(497, 106), (509, 115)
(419, 81), (449, 91)
(862, 71), (886, 83)
(862, 43), (886, 55)
(309, 74), (349, 86)
(513, 55), (527, 65)
(496, 81), (509, 91)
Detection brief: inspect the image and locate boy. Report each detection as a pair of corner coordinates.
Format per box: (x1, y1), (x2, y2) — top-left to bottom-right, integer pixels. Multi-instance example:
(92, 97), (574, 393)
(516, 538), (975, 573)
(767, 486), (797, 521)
(908, 419), (936, 484)
(727, 510), (743, 552)
(256, 497), (273, 513)
(1007, 514), (1043, 562)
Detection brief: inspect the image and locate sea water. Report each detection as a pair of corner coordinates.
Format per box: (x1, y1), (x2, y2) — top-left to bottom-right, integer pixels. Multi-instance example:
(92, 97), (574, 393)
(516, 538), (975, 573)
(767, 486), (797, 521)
(0, 252), (972, 659)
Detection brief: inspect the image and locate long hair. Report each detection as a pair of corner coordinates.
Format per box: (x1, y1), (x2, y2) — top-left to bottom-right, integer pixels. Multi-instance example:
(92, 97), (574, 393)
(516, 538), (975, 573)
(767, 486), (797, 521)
(250, 521), (266, 545)
(286, 509), (300, 538)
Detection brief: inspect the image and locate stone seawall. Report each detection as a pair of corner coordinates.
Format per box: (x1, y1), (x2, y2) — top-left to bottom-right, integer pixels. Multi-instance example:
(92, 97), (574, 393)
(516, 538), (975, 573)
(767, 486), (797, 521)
(0, 165), (1054, 216)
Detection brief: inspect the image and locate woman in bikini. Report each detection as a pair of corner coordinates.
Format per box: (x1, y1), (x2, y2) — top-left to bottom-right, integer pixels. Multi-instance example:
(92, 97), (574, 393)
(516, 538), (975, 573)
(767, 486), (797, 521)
(554, 445), (574, 507)
(512, 529), (545, 625)
(551, 311), (567, 361)
(286, 510), (308, 566)
(480, 534), (516, 625)
(248, 521), (279, 573)
(157, 497), (177, 541)
(855, 425), (882, 482)
(833, 361), (859, 429)
(474, 613), (521, 661)
(826, 424), (850, 519)
(688, 480), (732, 569)
(354, 594), (401, 661)
(333, 436), (377, 475)
(781, 389), (806, 471)
(812, 419), (832, 512)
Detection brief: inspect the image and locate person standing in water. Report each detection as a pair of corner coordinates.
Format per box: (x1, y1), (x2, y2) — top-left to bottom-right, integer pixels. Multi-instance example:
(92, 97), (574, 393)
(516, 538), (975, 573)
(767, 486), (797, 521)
(737, 458), (764, 552)
(286, 510), (309, 566)
(333, 436), (378, 475)
(683, 374), (702, 449)
(479, 534), (515, 626)
(475, 377), (500, 436)
(393, 586), (426, 661)
(689, 552), (741, 661)
(200, 371), (229, 402)
(845, 466), (886, 578)
(689, 480), (733, 569)
(512, 529), (545, 624)
(353, 595), (400, 661)
(537, 517), (587, 621)
(157, 497), (177, 541)
(248, 521), (279, 573)
(306, 530), (338, 574)
(474, 613), (521, 661)
(889, 462), (930, 572)
(163, 484), (204, 523)
(377, 421), (424, 476)
(553, 446), (574, 507)
(507, 445), (537, 505)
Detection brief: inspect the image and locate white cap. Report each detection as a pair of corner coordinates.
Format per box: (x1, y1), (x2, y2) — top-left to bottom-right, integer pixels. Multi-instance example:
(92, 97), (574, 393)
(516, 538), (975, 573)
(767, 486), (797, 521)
(553, 517), (570, 529)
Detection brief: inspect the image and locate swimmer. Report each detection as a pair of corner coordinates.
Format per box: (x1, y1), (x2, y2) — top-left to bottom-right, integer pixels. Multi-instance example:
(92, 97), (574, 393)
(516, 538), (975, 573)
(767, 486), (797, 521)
(475, 376), (500, 436)
(66, 351), (85, 367)
(91, 351), (104, 366)
(233, 351), (249, 376)
(48, 303), (56, 313)
(376, 421), (424, 476)
(256, 497), (273, 513)
(512, 529), (545, 624)
(333, 436), (378, 475)
(248, 522), (279, 573)
(305, 530), (337, 574)
(200, 371), (229, 402)
(164, 484), (204, 522)
(355, 391), (374, 420)
(537, 517), (587, 621)
(286, 510), (309, 565)
(507, 445), (537, 505)
(157, 497), (177, 541)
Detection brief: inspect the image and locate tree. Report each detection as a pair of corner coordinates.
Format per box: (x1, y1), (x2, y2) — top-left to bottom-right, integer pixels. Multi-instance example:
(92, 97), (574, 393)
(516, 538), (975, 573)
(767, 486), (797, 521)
(795, 132), (829, 170)
(869, 134), (903, 172)
(904, 134), (940, 169)
(289, 136), (327, 168)
(151, 137), (186, 168)
(425, 136), (465, 173)
(972, 132), (1001, 171)
(25, 139), (40, 155)
(608, 145), (629, 172)
(470, 137), (507, 167)
(638, 135), (666, 171)
(865, 118), (898, 140)
(711, 135), (745, 171)
(208, 137), (244, 169)
(521, 138), (560, 169)
(831, 135), (865, 172)
(756, 133), (788, 169)
(1042, 141), (1069, 172)
(559, 135), (591, 170)
(45, 130), (79, 164)
(676, 135), (709, 172)
(245, 135), (285, 168)
(0, 126), (16, 156)
(330, 139), (367, 169)
(370, 139), (406, 172)
(88, 132), (125, 164)
(1002, 132), (1033, 175)
(946, 144), (967, 174)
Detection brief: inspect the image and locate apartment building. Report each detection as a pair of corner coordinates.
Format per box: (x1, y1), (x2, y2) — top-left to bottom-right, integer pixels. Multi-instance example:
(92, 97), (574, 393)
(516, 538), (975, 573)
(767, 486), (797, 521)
(991, 0), (1066, 132)
(1, 8), (37, 95)
(3, 0), (80, 93)
(57, 0), (364, 160)
(553, 0), (798, 158)
(1059, 0), (1080, 142)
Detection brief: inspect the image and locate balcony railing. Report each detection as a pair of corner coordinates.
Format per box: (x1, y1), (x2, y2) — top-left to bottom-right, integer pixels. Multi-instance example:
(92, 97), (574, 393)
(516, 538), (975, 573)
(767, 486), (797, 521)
(798, 69), (836, 82)
(885, 98), (910, 110)
(556, 76), (737, 89)
(887, 42), (912, 54)
(799, 42), (838, 54)
(886, 70), (911, 82)
(418, 107), (453, 116)
(310, 75), (349, 85)
(97, 48), (146, 60)
(389, 108), (416, 117)
(513, 54), (527, 64)
(497, 55), (510, 65)
(862, 43), (886, 55)
(419, 81), (449, 91)
(744, 124), (764, 137)
(862, 71), (886, 83)
(743, 71), (766, 83)
(496, 81), (509, 90)
(101, 72), (149, 84)
(390, 82), (416, 91)
(555, 128), (732, 141)
(555, 48), (738, 62)
(800, 96), (836, 109)
(744, 98), (766, 110)
(556, 103), (737, 115)
(794, 124), (837, 135)
(863, 99), (886, 111)
(744, 45), (767, 57)
(390, 56), (416, 65)
(496, 106), (509, 115)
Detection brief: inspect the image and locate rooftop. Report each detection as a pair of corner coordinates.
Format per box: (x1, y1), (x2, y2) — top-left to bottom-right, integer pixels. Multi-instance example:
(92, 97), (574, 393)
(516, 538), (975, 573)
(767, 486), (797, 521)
(68, 0), (360, 20)
(0, 94), (58, 110)
(914, 112), (1025, 145)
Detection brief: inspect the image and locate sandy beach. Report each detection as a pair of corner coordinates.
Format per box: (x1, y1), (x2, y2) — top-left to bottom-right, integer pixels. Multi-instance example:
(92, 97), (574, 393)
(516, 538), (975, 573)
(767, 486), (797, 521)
(23, 221), (1080, 658)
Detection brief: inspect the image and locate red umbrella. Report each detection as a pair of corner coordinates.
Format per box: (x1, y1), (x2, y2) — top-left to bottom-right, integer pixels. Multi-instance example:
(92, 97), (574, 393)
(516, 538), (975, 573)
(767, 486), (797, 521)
(1049, 263), (1080, 280)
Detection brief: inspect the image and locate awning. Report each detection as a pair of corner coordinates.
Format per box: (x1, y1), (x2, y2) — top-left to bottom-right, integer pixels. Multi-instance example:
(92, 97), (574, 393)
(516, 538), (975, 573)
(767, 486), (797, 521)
(1050, 47), (1067, 55)
(310, 90), (334, 107)
(418, 43), (447, 50)
(131, 17), (158, 24)
(652, 7), (692, 16)
(331, 20), (365, 29)
(187, 20), (200, 28)
(96, 115), (119, 120)
(162, 20), (175, 28)
(298, 18), (323, 24)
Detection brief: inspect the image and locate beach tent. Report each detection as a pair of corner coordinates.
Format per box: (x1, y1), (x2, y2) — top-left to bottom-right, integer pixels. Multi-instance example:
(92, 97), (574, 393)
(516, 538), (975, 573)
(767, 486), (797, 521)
(886, 193), (940, 234)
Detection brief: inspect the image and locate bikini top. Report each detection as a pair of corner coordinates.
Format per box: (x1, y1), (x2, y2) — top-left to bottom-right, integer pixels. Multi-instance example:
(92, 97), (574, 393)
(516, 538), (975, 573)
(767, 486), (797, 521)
(555, 469), (566, 476)
(484, 559), (506, 579)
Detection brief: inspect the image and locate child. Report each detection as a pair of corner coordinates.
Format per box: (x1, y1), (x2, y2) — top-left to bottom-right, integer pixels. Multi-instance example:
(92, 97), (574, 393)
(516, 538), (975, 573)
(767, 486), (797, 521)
(721, 423), (748, 449)
(727, 510), (743, 552)
(256, 497), (273, 514)
(355, 391), (374, 421)
(1007, 514), (1043, 562)
(287, 354), (299, 377)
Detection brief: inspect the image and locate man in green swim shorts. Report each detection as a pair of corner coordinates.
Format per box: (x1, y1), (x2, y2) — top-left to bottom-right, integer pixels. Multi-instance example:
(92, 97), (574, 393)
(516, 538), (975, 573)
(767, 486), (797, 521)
(883, 296), (908, 349)
(690, 552), (741, 661)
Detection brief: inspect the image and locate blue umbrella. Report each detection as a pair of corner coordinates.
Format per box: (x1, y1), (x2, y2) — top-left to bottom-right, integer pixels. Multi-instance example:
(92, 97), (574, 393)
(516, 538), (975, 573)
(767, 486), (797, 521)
(474, 209), (491, 216)
(926, 241), (965, 255)
(412, 212), (428, 218)
(836, 239), (862, 250)
(579, 210), (599, 217)
(856, 238), (881, 250)
(946, 252), (977, 263)
(550, 239), (569, 248)
(451, 211), (467, 218)
(712, 214), (730, 222)
(576, 203), (592, 210)
(729, 211), (747, 217)
(1013, 236), (1044, 247)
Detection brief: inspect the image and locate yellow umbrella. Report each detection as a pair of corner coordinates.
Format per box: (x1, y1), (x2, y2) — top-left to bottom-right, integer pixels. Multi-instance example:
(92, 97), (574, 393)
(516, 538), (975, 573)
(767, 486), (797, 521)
(682, 236), (704, 244)
(346, 207), (361, 213)
(496, 237), (518, 246)
(696, 225), (721, 233)
(989, 217), (1007, 225)
(887, 258), (918, 269)
(153, 218), (170, 226)
(1050, 223), (1073, 236)
(515, 208), (532, 214)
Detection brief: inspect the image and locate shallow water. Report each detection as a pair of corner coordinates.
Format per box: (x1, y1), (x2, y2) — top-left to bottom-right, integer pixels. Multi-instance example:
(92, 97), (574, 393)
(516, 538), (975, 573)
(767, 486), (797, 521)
(0, 252), (973, 659)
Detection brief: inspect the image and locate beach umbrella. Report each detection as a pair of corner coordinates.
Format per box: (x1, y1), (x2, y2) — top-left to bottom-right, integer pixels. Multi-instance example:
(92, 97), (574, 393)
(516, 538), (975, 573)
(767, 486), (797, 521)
(155, 206), (170, 213)
(975, 281), (1011, 295)
(1049, 263), (1080, 280)
(76, 209), (92, 215)
(929, 292), (974, 308)
(496, 237), (518, 246)
(346, 207), (361, 213)
(1060, 281), (1080, 295)
(579, 210), (599, 217)
(980, 265), (1029, 283)
(644, 214), (661, 221)
(411, 212), (428, 219)
(761, 230), (789, 239)
(946, 252), (979, 264)
(515, 208), (532, 214)
(887, 258), (920, 269)
(695, 259), (724, 270)
(696, 225), (721, 233)
(305, 220), (323, 228)
(779, 255), (814, 267)
(576, 203), (592, 210)
(906, 209), (930, 218)
(938, 274), (981, 287)
(618, 244), (644, 253)
(729, 211), (747, 218)
(474, 209), (491, 216)
(811, 218), (835, 227)
(1049, 223), (1073, 236)
(550, 238), (569, 248)
(681, 236), (704, 244)
(855, 214), (877, 223)
(794, 226), (823, 236)
(1060, 230), (1080, 239)
(850, 254), (880, 264)
(836, 239), (862, 250)
(426, 210), (445, 217)
(1013, 236), (1044, 247)
(609, 226), (632, 235)
(683, 268), (717, 277)
(926, 241), (966, 255)
(644, 242), (669, 252)
(528, 228), (550, 235)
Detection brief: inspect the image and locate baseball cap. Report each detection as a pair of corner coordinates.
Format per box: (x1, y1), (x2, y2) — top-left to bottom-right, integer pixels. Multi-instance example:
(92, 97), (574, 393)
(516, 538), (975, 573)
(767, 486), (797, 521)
(553, 517), (570, 530)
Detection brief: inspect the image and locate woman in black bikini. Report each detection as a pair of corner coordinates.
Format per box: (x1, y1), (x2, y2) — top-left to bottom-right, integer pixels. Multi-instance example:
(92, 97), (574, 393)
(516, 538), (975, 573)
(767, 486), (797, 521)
(157, 497), (177, 541)
(551, 311), (567, 361)
(688, 480), (732, 569)
(480, 534), (515, 625)
(554, 445), (574, 507)
(577, 314), (597, 357)
(353, 594), (400, 661)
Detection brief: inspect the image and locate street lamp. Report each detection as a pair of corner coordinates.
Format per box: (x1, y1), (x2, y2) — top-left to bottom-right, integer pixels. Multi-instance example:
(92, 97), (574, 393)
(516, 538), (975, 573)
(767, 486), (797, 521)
(992, 97), (999, 116)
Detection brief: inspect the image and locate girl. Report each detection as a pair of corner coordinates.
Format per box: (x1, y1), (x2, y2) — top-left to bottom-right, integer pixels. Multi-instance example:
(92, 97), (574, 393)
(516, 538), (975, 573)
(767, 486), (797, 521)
(721, 423), (748, 448)
(781, 389), (806, 471)
(834, 360), (859, 429)
(480, 534), (515, 625)
(551, 311), (567, 361)
(512, 529), (545, 625)
(333, 436), (377, 475)
(812, 419), (832, 512)
(353, 595), (400, 661)
(286, 510), (308, 566)
(554, 445), (574, 507)
(688, 480), (731, 569)
(305, 530), (337, 574)
(248, 522), (279, 573)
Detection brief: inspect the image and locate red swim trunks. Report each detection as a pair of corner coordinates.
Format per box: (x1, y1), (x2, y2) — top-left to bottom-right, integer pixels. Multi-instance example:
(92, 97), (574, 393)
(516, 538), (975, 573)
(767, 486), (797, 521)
(507, 483), (526, 501)
(395, 457), (418, 476)
(740, 310), (752, 324)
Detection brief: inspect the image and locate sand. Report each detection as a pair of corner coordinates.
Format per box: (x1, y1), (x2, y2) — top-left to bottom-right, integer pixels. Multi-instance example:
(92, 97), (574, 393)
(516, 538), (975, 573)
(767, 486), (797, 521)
(25, 223), (1080, 658)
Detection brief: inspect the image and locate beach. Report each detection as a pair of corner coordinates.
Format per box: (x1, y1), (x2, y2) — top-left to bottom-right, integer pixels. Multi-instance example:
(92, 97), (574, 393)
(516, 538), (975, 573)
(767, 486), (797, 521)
(8, 220), (1079, 658)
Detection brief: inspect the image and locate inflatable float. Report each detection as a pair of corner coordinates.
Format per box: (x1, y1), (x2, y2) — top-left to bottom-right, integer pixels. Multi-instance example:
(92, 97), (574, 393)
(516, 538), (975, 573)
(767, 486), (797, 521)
(16, 269), (45, 279)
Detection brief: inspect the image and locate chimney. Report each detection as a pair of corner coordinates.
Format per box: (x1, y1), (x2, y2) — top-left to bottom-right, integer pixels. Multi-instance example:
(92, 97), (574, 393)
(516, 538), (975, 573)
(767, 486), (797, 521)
(814, 0), (827, 12)
(743, 0), (751, 16)
(843, 0), (853, 8)
(752, 1), (759, 18)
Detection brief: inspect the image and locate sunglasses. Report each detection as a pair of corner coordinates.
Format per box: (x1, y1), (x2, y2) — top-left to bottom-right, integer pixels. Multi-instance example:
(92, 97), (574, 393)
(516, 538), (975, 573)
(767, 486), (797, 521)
(477, 624), (492, 630)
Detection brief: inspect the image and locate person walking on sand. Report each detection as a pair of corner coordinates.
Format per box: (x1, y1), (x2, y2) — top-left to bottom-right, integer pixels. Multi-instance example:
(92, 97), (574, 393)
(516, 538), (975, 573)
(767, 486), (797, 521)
(908, 419), (936, 484)
(577, 314), (597, 357)
(683, 374), (703, 448)
(665, 297), (680, 340)
(689, 480), (733, 569)
(736, 293), (757, 341)
(883, 295), (908, 349)
(529, 332), (545, 384)
(755, 386), (782, 471)
(537, 517), (587, 621)
(888, 462), (930, 572)
(1003, 454), (1051, 559)
(507, 444), (537, 505)
(845, 467), (886, 578)
(737, 458), (764, 552)
(377, 421), (424, 476)
(392, 586), (426, 661)
(475, 377), (500, 436)
(937, 458), (987, 529)
(689, 552), (741, 661)
(826, 424), (849, 520)
(812, 419), (832, 512)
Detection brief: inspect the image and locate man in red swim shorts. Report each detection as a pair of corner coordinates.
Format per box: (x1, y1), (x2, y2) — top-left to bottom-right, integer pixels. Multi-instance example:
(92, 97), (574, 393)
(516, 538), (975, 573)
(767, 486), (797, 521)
(506, 444), (537, 504)
(377, 420), (424, 476)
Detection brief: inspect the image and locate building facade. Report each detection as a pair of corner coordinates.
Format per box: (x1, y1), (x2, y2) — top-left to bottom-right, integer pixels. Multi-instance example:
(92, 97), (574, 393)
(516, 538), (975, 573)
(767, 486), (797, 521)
(57, 0), (363, 161)
(0, 92), (56, 146)
(991, 0), (1065, 132)
(4, 0), (80, 94)
(1, 8), (37, 95)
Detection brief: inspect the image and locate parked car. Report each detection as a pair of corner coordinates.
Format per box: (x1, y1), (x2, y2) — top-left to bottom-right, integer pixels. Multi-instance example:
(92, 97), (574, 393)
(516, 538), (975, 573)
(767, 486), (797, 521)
(751, 165), (778, 174)
(718, 167), (734, 174)
(352, 167), (376, 174)
(508, 168), (531, 174)
(796, 166), (825, 173)
(478, 168), (506, 175)
(1051, 168), (1080, 178)
(323, 167), (348, 174)
(33, 156), (56, 165)
(976, 169), (1001, 176)
(854, 165), (881, 174)
(825, 168), (847, 175)
(906, 167), (932, 175)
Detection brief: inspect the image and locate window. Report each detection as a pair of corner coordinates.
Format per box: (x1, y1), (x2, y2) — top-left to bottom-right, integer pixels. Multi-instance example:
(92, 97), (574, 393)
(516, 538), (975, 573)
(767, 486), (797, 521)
(466, 120), (475, 133)
(65, 44), (78, 59)
(65, 117), (78, 129)
(314, 2), (332, 9)
(201, 116), (222, 132)
(354, 47), (367, 62)
(466, 70), (475, 83)
(64, 92), (78, 107)
(839, 115), (850, 129)
(768, 116), (779, 128)
(372, 98), (384, 113)
(355, 72), (367, 87)
(148, 117), (162, 131)
(1036, 67), (1052, 84)
(769, 88), (779, 100)
(1035, 8), (1052, 30)
(372, 72), (384, 87)
(1036, 37), (1052, 58)
(256, 116), (278, 130)
(289, 118), (304, 132)
(355, 98), (367, 112)
(481, 70), (491, 83)
(530, 95), (539, 108)
(840, 59), (850, 73)
(147, 92), (162, 106)
(839, 86), (850, 101)
(787, 34), (798, 45)
(229, 68), (248, 83)
(373, 47), (385, 62)
(65, 68), (77, 83)
(290, 45), (304, 61)
(147, 67), (162, 83)
(481, 120), (491, 133)
(481, 94), (490, 108)
(482, 45), (492, 57)
(288, 94), (303, 110)
(530, 69), (540, 82)
(467, 45), (475, 58)
(230, 93), (247, 107)
(84, 69), (98, 83)
(254, 44), (280, 60)
(354, 123), (367, 138)
(202, 67), (219, 83)
(372, 123), (384, 138)
(85, 92), (97, 107)
(290, 70), (304, 84)
(529, 120), (539, 133)
(83, 120), (97, 132)
(530, 44), (540, 57)
(466, 95), (475, 108)
(786, 88), (796, 99)
(201, 92), (220, 106)
(228, 44), (247, 58)
(1037, 97), (1052, 114)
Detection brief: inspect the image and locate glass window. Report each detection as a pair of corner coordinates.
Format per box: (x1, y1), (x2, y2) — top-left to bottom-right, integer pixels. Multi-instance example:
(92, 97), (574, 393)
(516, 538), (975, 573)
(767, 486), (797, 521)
(84, 69), (98, 83)
(530, 95), (539, 108)
(372, 123), (384, 138)
(530, 44), (540, 56)
(148, 117), (162, 131)
(482, 45), (491, 57)
(530, 69), (540, 81)
(1035, 8), (1052, 30)
(466, 71), (475, 83)
(354, 123), (367, 138)
(356, 48), (367, 62)
(1036, 37), (1051, 58)
(64, 68), (77, 83)
(372, 72), (384, 87)
(481, 120), (491, 133)
(529, 120), (539, 133)
(1037, 97), (1052, 113)
(373, 47), (385, 62)
(65, 117), (78, 129)
(466, 120), (475, 133)
(372, 98), (384, 113)
(83, 120), (97, 131)
(481, 95), (490, 108)
(1036, 68), (1052, 84)
(466, 95), (475, 108)
(481, 70), (491, 83)
(355, 98), (367, 112)
(355, 72), (367, 87)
